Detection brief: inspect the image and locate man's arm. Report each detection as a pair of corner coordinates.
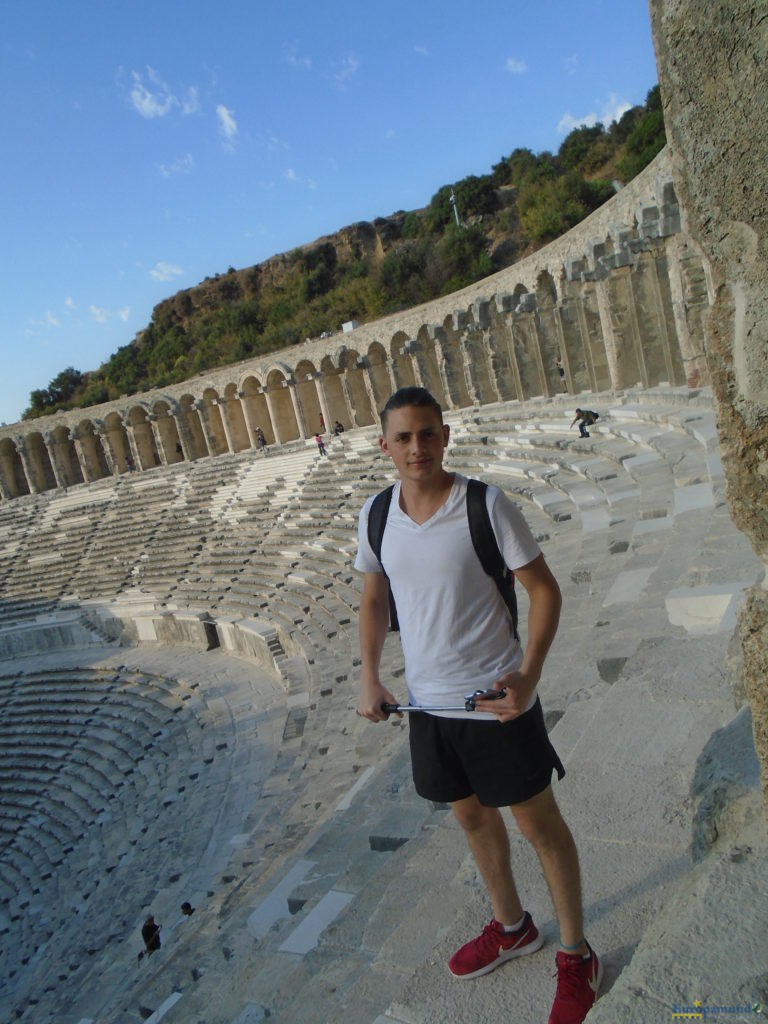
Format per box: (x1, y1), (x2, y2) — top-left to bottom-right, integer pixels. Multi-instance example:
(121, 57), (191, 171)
(357, 572), (401, 721)
(477, 552), (562, 722)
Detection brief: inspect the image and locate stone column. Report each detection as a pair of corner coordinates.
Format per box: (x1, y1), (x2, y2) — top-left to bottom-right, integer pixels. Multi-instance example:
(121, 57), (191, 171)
(214, 399), (236, 454)
(238, 392), (259, 448)
(283, 380), (306, 439)
(194, 402), (216, 457)
(263, 389), (283, 444)
(314, 374), (333, 433)
(0, 453), (15, 499)
(339, 373), (358, 427)
(148, 416), (169, 467)
(43, 432), (67, 490)
(95, 428), (119, 477)
(172, 414), (195, 460)
(122, 421), (141, 470)
(14, 440), (40, 494)
(71, 430), (96, 483)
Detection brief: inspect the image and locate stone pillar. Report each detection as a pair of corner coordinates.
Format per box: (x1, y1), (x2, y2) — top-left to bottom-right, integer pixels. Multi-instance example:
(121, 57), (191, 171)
(238, 392), (259, 448)
(123, 421), (142, 470)
(71, 431), (96, 483)
(215, 399), (236, 454)
(148, 417), (169, 467)
(314, 374), (333, 432)
(170, 415), (193, 460)
(15, 440), (40, 494)
(263, 389), (283, 444)
(339, 373), (359, 427)
(287, 380), (308, 439)
(194, 402), (216, 457)
(0, 454), (14, 499)
(95, 429), (119, 476)
(43, 433), (68, 490)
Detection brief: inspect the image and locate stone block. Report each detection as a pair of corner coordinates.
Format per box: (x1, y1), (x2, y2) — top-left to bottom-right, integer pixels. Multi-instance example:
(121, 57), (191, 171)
(665, 582), (752, 635)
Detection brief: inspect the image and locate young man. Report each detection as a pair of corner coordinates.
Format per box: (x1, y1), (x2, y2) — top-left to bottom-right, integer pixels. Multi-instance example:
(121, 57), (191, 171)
(570, 409), (598, 438)
(355, 387), (601, 1024)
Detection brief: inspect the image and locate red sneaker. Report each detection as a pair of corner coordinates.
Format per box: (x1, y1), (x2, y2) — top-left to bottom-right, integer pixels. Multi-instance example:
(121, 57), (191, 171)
(448, 912), (543, 979)
(548, 943), (603, 1024)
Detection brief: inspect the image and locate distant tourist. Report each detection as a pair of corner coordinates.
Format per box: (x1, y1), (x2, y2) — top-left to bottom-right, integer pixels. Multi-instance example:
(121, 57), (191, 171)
(141, 915), (161, 956)
(333, 420), (345, 435)
(125, 455), (135, 472)
(570, 409), (600, 438)
(175, 441), (183, 457)
(555, 356), (567, 393)
(256, 427), (268, 454)
(180, 901), (195, 917)
(319, 413), (325, 432)
(315, 433), (327, 456)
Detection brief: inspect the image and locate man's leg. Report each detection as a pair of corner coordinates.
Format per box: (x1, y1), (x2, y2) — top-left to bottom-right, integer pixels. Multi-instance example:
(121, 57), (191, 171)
(452, 794), (524, 925)
(509, 786), (586, 953)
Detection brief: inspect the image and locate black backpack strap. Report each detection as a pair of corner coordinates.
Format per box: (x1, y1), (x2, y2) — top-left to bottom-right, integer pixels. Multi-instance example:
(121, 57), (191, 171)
(466, 479), (519, 640)
(366, 485), (399, 631)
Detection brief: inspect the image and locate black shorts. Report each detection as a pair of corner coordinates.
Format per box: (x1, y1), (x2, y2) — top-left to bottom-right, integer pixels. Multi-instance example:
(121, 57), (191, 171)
(408, 697), (565, 807)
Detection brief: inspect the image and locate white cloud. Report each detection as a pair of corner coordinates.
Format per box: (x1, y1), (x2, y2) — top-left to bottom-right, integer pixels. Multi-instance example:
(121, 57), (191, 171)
(89, 305), (110, 324)
(118, 307), (131, 322)
(284, 43), (312, 70)
(158, 153), (195, 178)
(181, 86), (199, 115)
(64, 297), (76, 310)
(384, 128), (396, 140)
(150, 261), (184, 282)
(333, 52), (360, 88)
(564, 54), (579, 75)
(129, 67), (177, 118)
(284, 168), (317, 190)
(505, 57), (528, 75)
(217, 104), (238, 147)
(126, 67), (198, 120)
(557, 92), (633, 134)
(414, 45), (430, 57)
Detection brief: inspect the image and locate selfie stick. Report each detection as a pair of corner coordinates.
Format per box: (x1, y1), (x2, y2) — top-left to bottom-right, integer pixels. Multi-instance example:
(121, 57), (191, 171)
(382, 688), (506, 714)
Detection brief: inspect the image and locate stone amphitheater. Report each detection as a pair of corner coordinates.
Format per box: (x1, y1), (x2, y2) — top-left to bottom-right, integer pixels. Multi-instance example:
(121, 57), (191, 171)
(2, 4), (767, 1022)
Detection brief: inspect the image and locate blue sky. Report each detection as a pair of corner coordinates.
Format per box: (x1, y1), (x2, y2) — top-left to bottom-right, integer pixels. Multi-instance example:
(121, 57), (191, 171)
(0, 0), (658, 426)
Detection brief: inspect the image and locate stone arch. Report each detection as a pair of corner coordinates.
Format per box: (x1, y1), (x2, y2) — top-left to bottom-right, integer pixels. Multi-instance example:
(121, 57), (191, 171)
(76, 419), (111, 480)
(201, 388), (230, 456)
(25, 432), (57, 491)
(294, 359), (324, 435)
(339, 348), (375, 427)
(535, 271), (565, 398)
(319, 356), (349, 429)
(389, 332), (417, 392)
(265, 367), (300, 442)
(366, 342), (394, 415)
(463, 298), (498, 405)
(0, 437), (30, 498)
(414, 325), (448, 407)
(151, 399), (184, 464)
(179, 394), (209, 459)
(51, 425), (84, 487)
(440, 314), (472, 407)
(103, 412), (132, 473)
(222, 383), (251, 452)
(127, 405), (161, 470)
(240, 375), (273, 445)
(487, 298), (519, 401)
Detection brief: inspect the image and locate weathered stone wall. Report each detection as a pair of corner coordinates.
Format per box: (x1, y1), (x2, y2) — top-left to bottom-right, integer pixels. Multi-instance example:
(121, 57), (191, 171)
(650, 0), (768, 816)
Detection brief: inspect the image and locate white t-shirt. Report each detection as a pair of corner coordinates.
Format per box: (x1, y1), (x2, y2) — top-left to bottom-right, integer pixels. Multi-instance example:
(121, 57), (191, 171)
(355, 474), (541, 719)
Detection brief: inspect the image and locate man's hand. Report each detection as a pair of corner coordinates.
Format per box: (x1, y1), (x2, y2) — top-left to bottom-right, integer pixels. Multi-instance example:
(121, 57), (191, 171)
(357, 680), (403, 722)
(473, 670), (538, 723)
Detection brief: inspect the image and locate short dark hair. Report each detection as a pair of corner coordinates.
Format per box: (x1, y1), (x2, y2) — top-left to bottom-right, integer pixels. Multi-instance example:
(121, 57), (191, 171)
(380, 387), (443, 430)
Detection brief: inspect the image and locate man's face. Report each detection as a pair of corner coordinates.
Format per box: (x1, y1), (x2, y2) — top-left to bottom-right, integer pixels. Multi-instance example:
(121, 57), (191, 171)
(380, 405), (449, 483)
